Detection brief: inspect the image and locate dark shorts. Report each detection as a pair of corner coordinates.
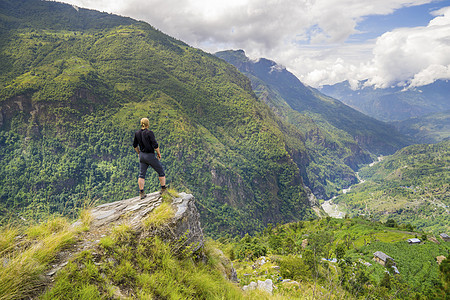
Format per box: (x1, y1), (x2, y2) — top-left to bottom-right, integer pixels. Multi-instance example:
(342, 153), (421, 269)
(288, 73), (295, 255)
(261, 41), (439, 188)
(139, 152), (165, 178)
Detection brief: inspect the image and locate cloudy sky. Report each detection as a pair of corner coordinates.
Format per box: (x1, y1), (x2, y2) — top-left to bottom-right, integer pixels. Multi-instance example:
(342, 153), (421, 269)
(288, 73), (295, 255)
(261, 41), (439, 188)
(61, 0), (450, 89)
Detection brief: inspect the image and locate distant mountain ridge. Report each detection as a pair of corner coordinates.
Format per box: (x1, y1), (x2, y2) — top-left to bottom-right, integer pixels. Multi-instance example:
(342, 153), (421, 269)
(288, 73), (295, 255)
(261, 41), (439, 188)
(215, 50), (410, 198)
(320, 79), (450, 122)
(215, 50), (410, 154)
(391, 110), (450, 144)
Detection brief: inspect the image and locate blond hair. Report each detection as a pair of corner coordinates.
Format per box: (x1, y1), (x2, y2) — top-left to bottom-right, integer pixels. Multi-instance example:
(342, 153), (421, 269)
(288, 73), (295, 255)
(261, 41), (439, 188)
(140, 118), (149, 129)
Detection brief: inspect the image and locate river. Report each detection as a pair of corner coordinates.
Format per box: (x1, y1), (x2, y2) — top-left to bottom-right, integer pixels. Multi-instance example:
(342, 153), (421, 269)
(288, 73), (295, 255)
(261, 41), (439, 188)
(320, 156), (383, 218)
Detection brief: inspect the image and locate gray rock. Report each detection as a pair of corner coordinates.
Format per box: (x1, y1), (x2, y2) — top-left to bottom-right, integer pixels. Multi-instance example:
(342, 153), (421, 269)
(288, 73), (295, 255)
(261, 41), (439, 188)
(71, 221), (83, 228)
(230, 263), (238, 282)
(167, 193), (204, 253)
(257, 279), (273, 294)
(88, 192), (204, 254)
(243, 281), (257, 291)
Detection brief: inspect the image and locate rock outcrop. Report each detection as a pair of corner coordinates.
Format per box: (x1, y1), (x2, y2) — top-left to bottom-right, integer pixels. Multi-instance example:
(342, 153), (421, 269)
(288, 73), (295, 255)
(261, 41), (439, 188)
(35, 191), (243, 298)
(88, 191), (204, 252)
(47, 192), (205, 281)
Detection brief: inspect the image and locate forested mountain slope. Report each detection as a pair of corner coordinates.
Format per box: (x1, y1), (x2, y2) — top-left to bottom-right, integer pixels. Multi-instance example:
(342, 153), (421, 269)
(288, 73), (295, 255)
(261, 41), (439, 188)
(215, 50), (410, 198)
(0, 0), (318, 235)
(334, 140), (450, 234)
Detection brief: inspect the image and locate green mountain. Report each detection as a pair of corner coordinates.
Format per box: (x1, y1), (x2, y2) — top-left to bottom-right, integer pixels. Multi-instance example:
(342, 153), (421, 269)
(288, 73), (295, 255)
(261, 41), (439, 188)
(215, 50), (410, 198)
(391, 110), (450, 144)
(0, 0), (317, 235)
(334, 140), (450, 234)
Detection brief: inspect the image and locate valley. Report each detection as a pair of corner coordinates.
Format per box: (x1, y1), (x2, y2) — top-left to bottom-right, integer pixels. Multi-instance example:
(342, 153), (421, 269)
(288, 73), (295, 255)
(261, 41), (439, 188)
(0, 1), (449, 299)
(332, 141), (450, 234)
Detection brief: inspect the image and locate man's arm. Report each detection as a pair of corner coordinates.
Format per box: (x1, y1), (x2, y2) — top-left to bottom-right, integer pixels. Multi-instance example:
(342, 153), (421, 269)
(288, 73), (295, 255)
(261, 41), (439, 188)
(134, 146), (140, 155)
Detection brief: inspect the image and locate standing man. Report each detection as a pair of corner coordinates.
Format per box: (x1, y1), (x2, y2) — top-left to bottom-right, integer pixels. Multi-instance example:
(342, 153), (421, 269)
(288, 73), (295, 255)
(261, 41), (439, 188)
(133, 118), (166, 199)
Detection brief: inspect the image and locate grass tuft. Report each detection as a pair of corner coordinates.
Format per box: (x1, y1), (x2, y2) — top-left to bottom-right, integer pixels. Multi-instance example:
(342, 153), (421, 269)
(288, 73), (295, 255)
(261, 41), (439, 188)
(0, 226), (18, 254)
(0, 217), (76, 300)
(78, 209), (93, 231)
(142, 202), (174, 229)
(161, 188), (179, 203)
(111, 224), (134, 243)
(99, 236), (115, 249)
(26, 217), (69, 239)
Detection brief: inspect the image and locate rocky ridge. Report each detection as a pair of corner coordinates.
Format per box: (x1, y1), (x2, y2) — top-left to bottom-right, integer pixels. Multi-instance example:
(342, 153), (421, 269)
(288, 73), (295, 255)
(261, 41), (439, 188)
(45, 191), (205, 283)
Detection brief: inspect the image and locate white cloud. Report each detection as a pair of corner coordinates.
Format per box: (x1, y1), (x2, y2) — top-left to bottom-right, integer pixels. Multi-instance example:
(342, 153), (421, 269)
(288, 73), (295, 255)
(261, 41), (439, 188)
(364, 6), (450, 88)
(410, 64), (450, 86)
(60, 0), (449, 88)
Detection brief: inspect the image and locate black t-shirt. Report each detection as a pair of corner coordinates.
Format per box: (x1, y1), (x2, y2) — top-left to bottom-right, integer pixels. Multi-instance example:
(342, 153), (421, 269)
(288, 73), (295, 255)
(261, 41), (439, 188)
(133, 129), (159, 153)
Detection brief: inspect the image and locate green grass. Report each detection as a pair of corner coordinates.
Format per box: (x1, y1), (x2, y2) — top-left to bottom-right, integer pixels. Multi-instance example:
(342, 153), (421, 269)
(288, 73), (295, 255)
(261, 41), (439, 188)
(142, 202), (175, 229)
(0, 218), (77, 300)
(42, 231), (245, 299)
(0, 226), (18, 254)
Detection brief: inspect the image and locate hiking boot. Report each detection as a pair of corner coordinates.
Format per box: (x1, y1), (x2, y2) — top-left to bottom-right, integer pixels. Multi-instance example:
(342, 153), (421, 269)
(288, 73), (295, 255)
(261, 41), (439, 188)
(160, 186), (167, 194)
(140, 191), (147, 199)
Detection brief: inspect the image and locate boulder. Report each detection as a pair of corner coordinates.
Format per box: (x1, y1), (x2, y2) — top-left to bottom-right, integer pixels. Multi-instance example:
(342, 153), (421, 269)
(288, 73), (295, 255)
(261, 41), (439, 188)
(88, 191), (204, 252)
(436, 256), (447, 265)
(243, 281), (257, 291)
(48, 192), (204, 281)
(257, 279), (274, 294)
(243, 279), (274, 294)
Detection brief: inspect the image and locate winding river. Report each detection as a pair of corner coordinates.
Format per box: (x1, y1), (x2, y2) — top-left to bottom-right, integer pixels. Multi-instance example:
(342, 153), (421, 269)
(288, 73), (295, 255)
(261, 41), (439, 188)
(321, 156), (383, 218)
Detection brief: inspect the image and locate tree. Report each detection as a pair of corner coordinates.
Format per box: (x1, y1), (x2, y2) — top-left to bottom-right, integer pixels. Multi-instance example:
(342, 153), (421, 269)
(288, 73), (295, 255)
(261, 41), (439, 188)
(309, 231), (334, 259)
(380, 272), (391, 289)
(385, 219), (396, 228)
(335, 244), (346, 260)
(440, 257), (450, 286)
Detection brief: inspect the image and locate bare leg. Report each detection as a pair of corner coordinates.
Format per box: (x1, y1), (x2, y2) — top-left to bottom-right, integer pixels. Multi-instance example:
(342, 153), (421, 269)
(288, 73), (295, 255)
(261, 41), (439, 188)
(138, 178), (145, 190)
(159, 176), (166, 187)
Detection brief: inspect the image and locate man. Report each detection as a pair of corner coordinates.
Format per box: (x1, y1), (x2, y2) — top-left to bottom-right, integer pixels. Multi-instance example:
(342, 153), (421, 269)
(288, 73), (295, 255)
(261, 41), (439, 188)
(133, 118), (166, 199)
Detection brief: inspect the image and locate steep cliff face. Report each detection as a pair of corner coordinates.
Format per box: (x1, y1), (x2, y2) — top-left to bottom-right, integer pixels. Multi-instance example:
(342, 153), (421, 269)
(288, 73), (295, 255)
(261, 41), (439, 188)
(0, 88), (106, 139)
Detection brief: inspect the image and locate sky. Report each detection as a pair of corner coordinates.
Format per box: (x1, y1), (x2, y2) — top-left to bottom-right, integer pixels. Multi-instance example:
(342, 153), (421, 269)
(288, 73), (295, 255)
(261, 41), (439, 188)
(60, 0), (450, 89)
